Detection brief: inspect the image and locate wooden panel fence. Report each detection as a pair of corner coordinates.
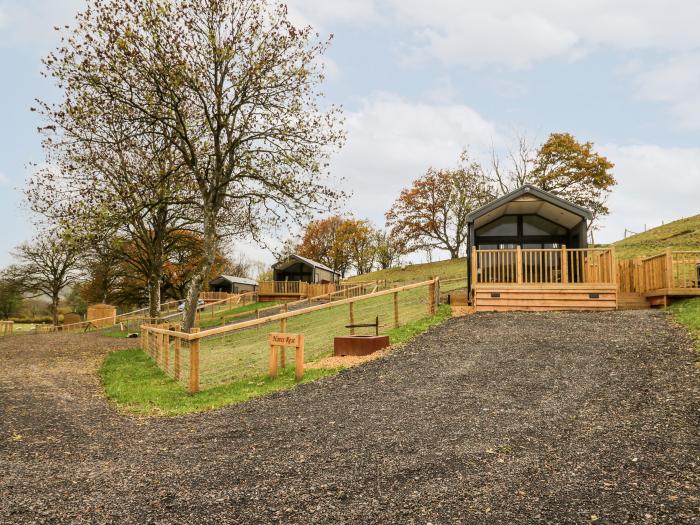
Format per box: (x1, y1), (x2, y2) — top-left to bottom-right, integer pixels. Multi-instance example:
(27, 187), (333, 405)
(142, 278), (440, 393)
(0, 321), (13, 336)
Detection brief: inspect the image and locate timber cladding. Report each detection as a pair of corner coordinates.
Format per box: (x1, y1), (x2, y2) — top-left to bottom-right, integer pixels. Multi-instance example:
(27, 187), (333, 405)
(474, 285), (617, 312)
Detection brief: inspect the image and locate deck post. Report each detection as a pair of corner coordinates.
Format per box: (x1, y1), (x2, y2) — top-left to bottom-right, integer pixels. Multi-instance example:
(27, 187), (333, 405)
(560, 245), (568, 284)
(471, 247), (478, 286)
(516, 246), (523, 284)
(610, 246), (618, 285)
(189, 328), (200, 394)
(665, 248), (674, 289)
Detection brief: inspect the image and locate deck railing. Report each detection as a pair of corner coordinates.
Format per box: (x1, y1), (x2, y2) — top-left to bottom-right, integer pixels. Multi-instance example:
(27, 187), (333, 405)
(620, 250), (700, 293)
(258, 281), (350, 297)
(472, 247), (616, 286)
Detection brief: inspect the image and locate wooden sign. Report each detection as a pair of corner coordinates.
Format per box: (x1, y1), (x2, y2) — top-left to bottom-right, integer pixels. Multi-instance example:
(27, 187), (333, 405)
(268, 332), (305, 382)
(268, 332), (301, 347)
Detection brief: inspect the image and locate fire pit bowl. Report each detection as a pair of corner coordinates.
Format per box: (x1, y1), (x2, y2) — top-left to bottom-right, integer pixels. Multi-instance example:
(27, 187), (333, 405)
(334, 335), (390, 357)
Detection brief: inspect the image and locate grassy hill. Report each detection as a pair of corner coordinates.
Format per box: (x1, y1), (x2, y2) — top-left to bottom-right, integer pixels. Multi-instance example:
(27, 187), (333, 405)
(345, 257), (467, 285)
(613, 214), (700, 259)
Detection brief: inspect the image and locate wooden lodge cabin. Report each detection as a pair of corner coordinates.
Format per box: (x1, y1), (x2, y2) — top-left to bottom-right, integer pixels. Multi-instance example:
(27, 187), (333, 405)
(258, 254), (343, 301)
(465, 185), (700, 312)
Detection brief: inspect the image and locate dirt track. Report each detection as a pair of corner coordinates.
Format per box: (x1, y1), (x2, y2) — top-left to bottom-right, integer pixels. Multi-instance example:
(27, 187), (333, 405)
(1, 311), (698, 524)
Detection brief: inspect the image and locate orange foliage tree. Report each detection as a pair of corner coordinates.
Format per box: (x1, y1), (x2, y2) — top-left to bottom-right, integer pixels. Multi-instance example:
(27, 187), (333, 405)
(385, 154), (493, 259)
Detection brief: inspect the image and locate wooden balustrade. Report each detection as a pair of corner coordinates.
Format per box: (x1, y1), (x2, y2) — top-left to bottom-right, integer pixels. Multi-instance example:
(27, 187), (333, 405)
(617, 250), (699, 295)
(472, 247), (616, 286)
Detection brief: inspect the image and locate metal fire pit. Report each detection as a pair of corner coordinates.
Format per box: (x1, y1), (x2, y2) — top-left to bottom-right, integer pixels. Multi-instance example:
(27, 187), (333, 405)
(334, 335), (390, 357)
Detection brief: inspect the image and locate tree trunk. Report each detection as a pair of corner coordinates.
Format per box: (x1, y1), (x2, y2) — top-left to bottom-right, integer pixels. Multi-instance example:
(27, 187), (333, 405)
(51, 295), (60, 326)
(182, 208), (217, 331)
(147, 276), (161, 321)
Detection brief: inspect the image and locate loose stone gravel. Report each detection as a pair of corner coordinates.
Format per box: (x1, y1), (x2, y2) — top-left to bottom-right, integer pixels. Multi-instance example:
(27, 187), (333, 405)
(0, 310), (698, 524)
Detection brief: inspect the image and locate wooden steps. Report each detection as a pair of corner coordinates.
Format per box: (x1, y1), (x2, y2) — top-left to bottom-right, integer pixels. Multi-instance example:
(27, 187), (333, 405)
(617, 292), (650, 310)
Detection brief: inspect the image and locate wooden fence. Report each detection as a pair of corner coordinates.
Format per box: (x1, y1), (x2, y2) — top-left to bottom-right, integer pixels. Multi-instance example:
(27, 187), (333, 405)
(472, 247), (616, 286)
(142, 278), (440, 393)
(0, 321), (13, 336)
(618, 249), (700, 293)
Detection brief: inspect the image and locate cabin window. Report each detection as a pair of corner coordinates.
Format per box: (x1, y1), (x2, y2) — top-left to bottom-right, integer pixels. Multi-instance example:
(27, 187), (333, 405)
(475, 216), (517, 237)
(522, 215), (567, 236)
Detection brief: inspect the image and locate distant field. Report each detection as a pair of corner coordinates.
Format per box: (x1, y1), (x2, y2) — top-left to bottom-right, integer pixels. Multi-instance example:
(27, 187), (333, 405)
(613, 214), (700, 259)
(346, 257), (467, 285)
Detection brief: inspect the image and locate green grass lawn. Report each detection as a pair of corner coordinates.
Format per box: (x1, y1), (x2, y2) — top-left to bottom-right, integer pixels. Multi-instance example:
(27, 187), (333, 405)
(345, 257), (467, 284)
(101, 302), (452, 416)
(197, 301), (280, 329)
(669, 297), (700, 352)
(614, 213), (700, 260)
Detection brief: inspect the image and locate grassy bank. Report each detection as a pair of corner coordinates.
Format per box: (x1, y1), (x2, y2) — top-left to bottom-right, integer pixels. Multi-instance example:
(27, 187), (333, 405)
(668, 297), (700, 352)
(101, 304), (453, 416)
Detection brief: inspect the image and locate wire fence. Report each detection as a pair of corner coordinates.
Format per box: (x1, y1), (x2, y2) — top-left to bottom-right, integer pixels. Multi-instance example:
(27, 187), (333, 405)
(142, 279), (440, 392)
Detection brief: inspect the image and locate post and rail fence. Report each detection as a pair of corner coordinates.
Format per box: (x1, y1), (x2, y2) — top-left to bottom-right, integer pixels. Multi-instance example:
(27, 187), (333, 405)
(141, 278), (440, 393)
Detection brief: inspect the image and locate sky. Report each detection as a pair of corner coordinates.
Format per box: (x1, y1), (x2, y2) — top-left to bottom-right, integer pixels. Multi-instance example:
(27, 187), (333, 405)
(1, 0), (699, 269)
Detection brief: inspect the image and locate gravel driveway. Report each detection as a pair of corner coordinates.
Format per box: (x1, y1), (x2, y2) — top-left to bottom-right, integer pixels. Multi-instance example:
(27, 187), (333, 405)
(1, 311), (698, 524)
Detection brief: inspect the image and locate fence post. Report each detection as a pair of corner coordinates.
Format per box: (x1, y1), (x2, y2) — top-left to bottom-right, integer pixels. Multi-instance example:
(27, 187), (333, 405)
(610, 246), (618, 285)
(665, 248), (674, 289)
(174, 336), (181, 381)
(269, 344), (278, 379)
(393, 292), (399, 328)
(295, 334), (305, 382)
(516, 246), (523, 284)
(164, 333), (170, 369)
(189, 328), (200, 394)
(279, 318), (287, 368)
(428, 279), (436, 315)
(349, 302), (355, 335)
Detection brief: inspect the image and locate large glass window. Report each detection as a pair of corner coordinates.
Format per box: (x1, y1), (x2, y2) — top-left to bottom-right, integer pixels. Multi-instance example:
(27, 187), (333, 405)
(522, 215), (567, 236)
(475, 216), (517, 237)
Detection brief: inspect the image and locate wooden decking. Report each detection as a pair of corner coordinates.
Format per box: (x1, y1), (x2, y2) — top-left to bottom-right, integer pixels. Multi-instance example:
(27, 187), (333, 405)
(470, 247), (700, 312)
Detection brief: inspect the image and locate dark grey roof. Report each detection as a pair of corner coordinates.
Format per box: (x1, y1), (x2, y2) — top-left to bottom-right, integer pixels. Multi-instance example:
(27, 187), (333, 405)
(466, 184), (593, 222)
(273, 254), (340, 275)
(209, 275), (258, 287)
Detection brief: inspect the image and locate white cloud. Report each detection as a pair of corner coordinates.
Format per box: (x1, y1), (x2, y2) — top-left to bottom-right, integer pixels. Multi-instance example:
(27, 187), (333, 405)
(385, 0), (700, 68)
(0, 0), (85, 49)
(0, 172), (10, 186)
(331, 93), (499, 227)
(598, 144), (700, 242)
(634, 53), (700, 129)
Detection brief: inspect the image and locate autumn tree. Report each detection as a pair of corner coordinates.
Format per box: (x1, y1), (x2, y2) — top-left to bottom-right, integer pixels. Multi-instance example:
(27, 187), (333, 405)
(374, 231), (406, 270)
(530, 133), (615, 237)
(5, 231), (82, 325)
(42, 0), (345, 330)
(485, 132), (616, 238)
(386, 153), (494, 259)
(339, 220), (378, 275)
(297, 216), (353, 277)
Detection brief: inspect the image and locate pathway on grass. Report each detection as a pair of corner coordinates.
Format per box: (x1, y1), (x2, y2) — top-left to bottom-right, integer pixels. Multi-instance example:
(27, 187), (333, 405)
(0, 311), (698, 524)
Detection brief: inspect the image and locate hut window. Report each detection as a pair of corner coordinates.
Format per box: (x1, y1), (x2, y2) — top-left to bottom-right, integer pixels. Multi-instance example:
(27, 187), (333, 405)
(522, 215), (567, 236)
(476, 216), (517, 237)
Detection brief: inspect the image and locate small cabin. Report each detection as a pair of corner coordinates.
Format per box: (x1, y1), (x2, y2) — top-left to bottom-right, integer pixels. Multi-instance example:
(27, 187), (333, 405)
(465, 185), (619, 312)
(209, 275), (259, 294)
(272, 254), (341, 284)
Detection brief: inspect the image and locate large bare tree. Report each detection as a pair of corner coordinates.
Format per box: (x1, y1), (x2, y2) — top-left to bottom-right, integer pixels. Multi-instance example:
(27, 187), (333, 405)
(41, 0), (345, 330)
(6, 231), (82, 326)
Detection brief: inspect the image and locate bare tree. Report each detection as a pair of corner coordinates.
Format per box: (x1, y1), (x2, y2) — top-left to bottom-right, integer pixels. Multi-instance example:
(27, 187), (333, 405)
(42, 0), (345, 330)
(6, 232), (82, 325)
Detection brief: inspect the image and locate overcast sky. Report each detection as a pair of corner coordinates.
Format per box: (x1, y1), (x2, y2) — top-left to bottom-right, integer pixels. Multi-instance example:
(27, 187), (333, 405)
(1, 0), (699, 268)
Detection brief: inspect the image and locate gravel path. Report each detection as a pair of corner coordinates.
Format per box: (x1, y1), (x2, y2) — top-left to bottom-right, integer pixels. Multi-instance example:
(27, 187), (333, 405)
(1, 311), (698, 524)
